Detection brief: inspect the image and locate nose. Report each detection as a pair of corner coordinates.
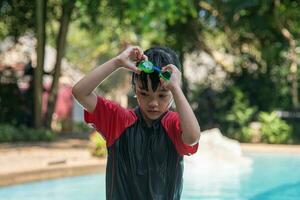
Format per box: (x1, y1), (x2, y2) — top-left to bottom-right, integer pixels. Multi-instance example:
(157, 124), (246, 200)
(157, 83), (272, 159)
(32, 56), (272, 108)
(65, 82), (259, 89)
(148, 98), (158, 108)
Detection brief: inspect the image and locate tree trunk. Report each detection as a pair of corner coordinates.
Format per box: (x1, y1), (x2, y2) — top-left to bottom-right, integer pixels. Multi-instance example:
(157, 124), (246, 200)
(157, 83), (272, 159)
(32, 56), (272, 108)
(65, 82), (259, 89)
(274, 0), (299, 109)
(34, 0), (46, 128)
(44, 1), (74, 128)
(281, 28), (299, 109)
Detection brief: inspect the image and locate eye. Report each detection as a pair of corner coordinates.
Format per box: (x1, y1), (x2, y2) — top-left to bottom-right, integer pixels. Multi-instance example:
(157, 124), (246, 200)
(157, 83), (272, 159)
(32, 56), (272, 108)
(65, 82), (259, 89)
(140, 92), (148, 96)
(159, 94), (167, 98)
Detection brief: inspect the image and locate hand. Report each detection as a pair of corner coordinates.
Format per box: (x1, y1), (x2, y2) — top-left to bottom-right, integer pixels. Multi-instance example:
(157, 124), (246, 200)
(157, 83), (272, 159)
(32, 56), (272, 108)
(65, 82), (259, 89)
(115, 46), (147, 73)
(160, 64), (181, 91)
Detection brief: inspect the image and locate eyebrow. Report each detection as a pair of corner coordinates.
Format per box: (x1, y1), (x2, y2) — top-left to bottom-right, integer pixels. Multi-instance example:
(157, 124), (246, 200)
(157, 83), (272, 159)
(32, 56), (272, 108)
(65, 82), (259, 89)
(137, 86), (146, 91)
(137, 85), (169, 93)
(159, 88), (169, 92)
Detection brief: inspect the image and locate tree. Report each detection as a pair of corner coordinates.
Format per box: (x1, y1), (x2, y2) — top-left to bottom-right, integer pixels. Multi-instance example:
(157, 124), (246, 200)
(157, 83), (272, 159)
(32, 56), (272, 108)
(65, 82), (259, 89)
(1, 0), (76, 128)
(44, 0), (75, 127)
(198, 0), (300, 111)
(35, 0), (47, 128)
(274, 0), (300, 109)
(164, 0), (202, 98)
(0, 0), (35, 40)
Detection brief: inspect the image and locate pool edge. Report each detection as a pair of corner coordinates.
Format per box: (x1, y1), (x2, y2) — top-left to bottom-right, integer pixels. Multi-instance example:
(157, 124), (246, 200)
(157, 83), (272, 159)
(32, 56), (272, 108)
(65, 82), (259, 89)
(0, 162), (106, 187)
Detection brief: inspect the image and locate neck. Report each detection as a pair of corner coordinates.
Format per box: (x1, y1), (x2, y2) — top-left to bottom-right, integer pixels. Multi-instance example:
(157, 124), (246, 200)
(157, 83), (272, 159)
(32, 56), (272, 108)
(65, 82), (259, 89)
(141, 111), (153, 127)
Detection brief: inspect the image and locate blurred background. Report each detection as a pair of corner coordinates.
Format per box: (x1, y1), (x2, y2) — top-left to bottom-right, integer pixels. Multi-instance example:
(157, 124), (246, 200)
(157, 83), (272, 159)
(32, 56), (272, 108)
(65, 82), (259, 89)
(1, 0), (300, 199)
(0, 0), (300, 143)
(1, 0), (300, 144)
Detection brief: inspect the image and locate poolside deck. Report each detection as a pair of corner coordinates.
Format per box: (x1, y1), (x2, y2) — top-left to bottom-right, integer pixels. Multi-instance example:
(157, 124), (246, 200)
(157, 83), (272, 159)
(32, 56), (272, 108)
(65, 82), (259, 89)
(0, 139), (106, 187)
(241, 143), (300, 154)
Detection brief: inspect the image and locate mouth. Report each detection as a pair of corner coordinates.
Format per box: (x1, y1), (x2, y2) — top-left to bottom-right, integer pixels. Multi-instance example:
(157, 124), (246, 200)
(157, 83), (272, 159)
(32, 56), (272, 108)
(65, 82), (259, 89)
(147, 110), (160, 114)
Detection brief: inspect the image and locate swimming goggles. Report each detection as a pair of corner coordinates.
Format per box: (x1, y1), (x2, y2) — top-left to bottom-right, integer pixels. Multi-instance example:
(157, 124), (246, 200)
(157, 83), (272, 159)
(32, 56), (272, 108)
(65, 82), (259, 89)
(138, 60), (172, 81)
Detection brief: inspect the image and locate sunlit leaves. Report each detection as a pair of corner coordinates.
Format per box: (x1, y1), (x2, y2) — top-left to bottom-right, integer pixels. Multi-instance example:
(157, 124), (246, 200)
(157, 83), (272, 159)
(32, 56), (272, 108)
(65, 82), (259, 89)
(0, 0), (35, 39)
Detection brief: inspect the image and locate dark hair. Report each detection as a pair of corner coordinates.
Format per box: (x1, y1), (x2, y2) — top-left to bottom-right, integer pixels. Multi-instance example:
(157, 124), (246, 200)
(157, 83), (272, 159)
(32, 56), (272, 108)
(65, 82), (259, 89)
(132, 46), (181, 91)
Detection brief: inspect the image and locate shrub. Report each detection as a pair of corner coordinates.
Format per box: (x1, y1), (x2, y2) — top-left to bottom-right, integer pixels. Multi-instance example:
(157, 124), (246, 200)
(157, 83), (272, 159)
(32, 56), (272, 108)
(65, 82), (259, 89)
(0, 124), (55, 143)
(89, 131), (107, 157)
(258, 112), (292, 144)
(225, 88), (257, 142)
(73, 122), (92, 133)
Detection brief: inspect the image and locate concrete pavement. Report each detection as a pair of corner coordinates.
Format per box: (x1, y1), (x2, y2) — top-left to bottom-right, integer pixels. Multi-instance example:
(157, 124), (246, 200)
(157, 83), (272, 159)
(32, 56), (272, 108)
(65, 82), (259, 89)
(0, 139), (106, 187)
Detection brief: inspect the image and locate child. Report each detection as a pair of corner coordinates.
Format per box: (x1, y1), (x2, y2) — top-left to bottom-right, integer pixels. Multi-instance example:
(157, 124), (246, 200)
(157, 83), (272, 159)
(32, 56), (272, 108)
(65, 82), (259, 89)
(72, 46), (201, 199)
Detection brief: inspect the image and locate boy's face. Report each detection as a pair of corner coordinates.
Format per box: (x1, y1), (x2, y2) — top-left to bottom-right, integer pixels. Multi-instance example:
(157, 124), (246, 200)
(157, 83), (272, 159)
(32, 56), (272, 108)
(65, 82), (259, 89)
(135, 76), (173, 122)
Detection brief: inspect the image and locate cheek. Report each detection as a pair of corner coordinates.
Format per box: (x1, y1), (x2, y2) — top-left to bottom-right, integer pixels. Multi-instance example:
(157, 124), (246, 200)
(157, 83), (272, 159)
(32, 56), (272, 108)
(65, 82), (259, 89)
(136, 95), (146, 106)
(159, 98), (171, 108)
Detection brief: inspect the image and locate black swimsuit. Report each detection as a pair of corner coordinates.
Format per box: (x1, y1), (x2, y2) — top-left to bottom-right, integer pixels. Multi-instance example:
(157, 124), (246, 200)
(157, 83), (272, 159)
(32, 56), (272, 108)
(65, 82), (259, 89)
(84, 96), (198, 200)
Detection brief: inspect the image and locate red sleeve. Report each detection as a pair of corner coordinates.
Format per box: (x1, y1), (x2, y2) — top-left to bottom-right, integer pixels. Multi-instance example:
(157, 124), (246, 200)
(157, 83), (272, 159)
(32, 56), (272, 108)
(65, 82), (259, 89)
(84, 96), (137, 147)
(161, 111), (199, 156)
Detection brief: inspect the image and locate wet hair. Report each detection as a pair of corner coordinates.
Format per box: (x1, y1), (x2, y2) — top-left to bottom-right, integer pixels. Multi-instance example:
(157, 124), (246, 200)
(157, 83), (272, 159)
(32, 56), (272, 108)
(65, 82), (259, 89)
(132, 46), (181, 91)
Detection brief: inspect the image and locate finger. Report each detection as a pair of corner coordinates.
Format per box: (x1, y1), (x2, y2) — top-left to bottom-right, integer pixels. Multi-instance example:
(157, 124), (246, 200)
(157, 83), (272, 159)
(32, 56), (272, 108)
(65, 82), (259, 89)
(160, 78), (167, 87)
(129, 67), (141, 74)
(138, 53), (143, 61)
(131, 50), (140, 61)
(162, 64), (174, 72)
(134, 46), (145, 60)
(136, 68), (142, 74)
(127, 45), (137, 54)
(127, 48), (138, 60)
(132, 46), (143, 56)
(161, 68), (173, 77)
(123, 60), (140, 72)
(142, 54), (148, 61)
(134, 50), (139, 61)
(132, 46), (143, 53)
(132, 66), (142, 74)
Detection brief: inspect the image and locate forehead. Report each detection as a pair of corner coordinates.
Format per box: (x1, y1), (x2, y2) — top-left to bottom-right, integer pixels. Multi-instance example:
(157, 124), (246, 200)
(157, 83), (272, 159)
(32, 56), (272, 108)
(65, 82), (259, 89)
(136, 78), (169, 93)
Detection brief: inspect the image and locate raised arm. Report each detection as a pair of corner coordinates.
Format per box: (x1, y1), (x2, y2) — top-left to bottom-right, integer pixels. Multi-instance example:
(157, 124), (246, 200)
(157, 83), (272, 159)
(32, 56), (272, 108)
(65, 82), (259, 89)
(161, 65), (201, 145)
(72, 46), (144, 112)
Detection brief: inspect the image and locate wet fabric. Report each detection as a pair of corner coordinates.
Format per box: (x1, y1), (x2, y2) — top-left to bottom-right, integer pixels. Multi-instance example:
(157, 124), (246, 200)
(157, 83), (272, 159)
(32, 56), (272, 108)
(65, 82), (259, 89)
(84, 96), (198, 200)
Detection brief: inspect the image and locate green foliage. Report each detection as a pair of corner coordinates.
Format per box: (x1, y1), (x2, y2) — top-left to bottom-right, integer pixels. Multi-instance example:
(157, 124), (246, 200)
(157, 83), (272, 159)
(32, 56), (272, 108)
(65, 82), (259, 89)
(66, 0), (200, 73)
(66, 21), (122, 73)
(0, 0), (35, 39)
(123, 0), (197, 33)
(191, 84), (296, 143)
(191, 84), (256, 141)
(226, 88), (256, 126)
(0, 83), (22, 125)
(225, 87), (257, 141)
(258, 112), (292, 144)
(200, 0), (300, 111)
(0, 81), (33, 126)
(0, 124), (55, 143)
(73, 122), (91, 133)
(191, 0), (300, 144)
(89, 131), (107, 157)
(3, 0), (300, 144)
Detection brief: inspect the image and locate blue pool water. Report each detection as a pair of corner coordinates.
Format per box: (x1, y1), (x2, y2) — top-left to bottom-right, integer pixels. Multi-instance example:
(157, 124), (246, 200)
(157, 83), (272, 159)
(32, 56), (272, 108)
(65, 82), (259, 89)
(0, 152), (300, 200)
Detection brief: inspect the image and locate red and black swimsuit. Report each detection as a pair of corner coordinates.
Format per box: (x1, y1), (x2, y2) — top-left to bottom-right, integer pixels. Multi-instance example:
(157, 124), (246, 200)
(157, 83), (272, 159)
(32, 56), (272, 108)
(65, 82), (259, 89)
(84, 96), (198, 200)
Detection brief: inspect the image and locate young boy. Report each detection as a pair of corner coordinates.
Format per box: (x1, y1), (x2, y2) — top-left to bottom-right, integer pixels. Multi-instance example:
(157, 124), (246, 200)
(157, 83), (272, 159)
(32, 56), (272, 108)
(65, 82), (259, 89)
(72, 46), (201, 199)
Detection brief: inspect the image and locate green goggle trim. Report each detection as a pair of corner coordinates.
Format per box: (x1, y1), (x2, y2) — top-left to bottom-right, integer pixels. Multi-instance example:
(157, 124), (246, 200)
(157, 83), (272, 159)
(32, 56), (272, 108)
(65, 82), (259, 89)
(138, 60), (172, 81)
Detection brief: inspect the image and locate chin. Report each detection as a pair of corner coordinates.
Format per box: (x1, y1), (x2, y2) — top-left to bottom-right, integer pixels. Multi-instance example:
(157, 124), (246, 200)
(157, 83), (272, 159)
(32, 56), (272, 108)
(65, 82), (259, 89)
(147, 115), (160, 120)
(145, 112), (161, 120)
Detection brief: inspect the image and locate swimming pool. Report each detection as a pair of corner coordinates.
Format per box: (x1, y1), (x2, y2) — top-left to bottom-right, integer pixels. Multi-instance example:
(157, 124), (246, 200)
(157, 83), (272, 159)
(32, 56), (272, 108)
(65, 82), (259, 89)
(0, 152), (300, 200)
